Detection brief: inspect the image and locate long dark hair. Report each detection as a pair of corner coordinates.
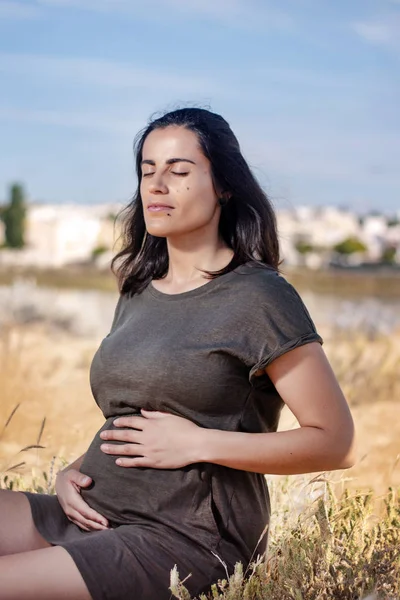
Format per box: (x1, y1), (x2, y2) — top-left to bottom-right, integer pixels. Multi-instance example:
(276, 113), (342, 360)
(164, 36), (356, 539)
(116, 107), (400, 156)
(111, 107), (282, 295)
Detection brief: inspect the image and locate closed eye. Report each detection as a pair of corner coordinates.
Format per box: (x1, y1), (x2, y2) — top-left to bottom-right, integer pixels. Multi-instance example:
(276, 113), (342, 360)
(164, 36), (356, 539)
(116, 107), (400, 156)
(142, 171), (188, 177)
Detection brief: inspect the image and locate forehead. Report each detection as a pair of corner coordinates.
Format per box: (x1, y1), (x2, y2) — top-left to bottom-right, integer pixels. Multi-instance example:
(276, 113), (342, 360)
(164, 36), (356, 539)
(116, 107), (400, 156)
(142, 126), (203, 160)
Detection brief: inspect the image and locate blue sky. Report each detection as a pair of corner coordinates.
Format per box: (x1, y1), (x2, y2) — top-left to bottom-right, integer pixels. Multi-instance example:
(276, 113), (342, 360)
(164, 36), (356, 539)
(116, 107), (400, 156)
(0, 0), (399, 213)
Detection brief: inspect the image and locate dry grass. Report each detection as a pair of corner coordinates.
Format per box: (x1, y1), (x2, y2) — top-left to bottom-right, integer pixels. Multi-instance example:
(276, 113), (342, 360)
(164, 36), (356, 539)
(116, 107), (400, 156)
(169, 483), (400, 600)
(0, 322), (399, 598)
(1, 469), (398, 599)
(0, 321), (399, 490)
(0, 322), (103, 478)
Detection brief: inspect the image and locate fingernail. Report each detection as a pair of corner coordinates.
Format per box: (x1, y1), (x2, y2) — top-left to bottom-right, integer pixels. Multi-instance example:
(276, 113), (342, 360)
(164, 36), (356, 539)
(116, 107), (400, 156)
(100, 444), (108, 451)
(113, 419), (120, 425)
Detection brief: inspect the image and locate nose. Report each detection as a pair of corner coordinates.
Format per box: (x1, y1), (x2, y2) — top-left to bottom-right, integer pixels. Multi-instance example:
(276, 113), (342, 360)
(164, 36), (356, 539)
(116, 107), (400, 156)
(148, 173), (168, 195)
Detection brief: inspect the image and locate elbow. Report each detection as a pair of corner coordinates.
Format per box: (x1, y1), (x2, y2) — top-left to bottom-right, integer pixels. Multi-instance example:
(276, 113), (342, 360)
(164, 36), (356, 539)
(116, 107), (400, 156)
(338, 450), (357, 470)
(332, 426), (358, 470)
(322, 422), (358, 471)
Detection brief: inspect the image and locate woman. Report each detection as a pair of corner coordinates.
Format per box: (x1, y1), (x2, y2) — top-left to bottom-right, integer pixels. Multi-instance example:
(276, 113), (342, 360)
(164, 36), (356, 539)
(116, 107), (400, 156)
(0, 108), (356, 600)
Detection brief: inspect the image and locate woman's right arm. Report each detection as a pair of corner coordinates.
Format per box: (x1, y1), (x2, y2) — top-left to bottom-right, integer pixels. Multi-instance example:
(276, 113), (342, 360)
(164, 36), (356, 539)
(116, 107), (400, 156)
(55, 452), (110, 531)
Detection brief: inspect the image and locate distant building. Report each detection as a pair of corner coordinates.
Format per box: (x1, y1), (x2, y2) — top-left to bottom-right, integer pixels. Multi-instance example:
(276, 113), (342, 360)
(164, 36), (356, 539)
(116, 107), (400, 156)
(0, 202), (398, 269)
(0, 203), (123, 267)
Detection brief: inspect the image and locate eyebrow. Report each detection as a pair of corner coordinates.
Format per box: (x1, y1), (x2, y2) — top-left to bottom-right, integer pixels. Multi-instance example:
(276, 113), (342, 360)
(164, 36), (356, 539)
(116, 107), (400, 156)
(141, 158), (196, 167)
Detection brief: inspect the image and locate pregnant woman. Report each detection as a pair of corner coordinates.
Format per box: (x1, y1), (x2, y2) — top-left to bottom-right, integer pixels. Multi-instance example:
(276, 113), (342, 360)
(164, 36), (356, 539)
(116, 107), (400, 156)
(0, 107), (356, 600)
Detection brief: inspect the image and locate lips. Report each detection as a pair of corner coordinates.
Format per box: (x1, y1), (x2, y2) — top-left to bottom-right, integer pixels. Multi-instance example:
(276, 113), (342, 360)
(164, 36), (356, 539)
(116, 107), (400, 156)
(147, 203), (174, 212)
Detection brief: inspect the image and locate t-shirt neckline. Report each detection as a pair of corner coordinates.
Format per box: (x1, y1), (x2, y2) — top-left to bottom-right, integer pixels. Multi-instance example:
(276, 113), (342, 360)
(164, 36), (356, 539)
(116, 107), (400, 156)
(145, 262), (252, 302)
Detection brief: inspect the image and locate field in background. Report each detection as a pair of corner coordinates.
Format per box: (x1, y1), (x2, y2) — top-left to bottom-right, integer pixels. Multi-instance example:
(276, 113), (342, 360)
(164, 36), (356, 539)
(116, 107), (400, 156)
(1, 264), (400, 298)
(1, 321), (399, 599)
(0, 321), (399, 496)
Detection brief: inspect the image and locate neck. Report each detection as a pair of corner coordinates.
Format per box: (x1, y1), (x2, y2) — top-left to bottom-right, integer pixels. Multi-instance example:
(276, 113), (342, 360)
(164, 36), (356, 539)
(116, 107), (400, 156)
(164, 230), (234, 283)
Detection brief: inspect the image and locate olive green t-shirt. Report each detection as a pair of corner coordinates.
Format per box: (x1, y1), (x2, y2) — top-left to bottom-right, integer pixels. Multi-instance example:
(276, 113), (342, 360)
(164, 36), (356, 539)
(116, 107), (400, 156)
(80, 261), (323, 562)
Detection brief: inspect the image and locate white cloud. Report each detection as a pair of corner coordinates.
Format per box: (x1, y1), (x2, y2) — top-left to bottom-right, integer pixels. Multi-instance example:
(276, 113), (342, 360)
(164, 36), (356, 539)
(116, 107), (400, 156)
(0, 1), (41, 19)
(352, 14), (400, 52)
(0, 52), (220, 95)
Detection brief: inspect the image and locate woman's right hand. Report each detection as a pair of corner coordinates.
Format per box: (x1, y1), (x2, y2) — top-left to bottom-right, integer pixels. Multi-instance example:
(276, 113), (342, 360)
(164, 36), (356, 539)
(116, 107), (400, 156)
(55, 469), (110, 532)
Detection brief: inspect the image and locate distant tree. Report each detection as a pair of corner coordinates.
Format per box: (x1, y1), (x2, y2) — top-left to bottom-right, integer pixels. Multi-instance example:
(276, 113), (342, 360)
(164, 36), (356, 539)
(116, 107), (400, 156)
(387, 217), (400, 227)
(333, 237), (368, 255)
(367, 209), (383, 217)
(295, 240), (314, 254)
(91, 244), (109, 260)
(1, 183), (27, 248)
(381, 245), (397, 264)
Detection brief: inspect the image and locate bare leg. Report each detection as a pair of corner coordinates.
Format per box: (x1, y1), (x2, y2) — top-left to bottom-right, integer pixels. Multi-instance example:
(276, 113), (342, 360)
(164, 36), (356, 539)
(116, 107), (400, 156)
(0, 490), (51, 555)
(0, 546), (92, 600)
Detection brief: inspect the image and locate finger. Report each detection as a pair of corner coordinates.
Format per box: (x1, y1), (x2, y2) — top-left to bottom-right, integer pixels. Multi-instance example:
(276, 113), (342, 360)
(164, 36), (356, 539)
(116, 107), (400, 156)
(80, 507), (109, 527)
(115, 457), (153, 468)
(101, 443), (142, 456)
(112, 416), (144, 429)
(72, 518), (107, 532)
(140, 409), (170, 419)
(69, 518), (91, 532)
(70, 472), (92, 488)
(74, 498), (109, 527)
(100, 429), (141, 443)
(81, 519), (109, 531)
(68, 510), (109, 531)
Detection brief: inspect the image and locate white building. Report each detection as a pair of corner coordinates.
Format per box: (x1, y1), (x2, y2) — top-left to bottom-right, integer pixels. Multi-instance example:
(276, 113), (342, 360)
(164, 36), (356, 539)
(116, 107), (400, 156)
(0, 203), (123, 268)
(276, 205), (362, 267)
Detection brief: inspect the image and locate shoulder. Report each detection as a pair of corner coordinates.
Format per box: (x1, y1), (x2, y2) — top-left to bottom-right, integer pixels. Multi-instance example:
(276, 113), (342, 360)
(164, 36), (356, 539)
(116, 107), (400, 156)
(233, 262), (299, 301)
(232, 262), (318, 329)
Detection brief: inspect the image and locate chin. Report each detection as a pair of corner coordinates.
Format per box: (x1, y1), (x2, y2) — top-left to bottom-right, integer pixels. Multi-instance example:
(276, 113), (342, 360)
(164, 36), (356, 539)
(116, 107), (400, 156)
(145, 225), (172, 238)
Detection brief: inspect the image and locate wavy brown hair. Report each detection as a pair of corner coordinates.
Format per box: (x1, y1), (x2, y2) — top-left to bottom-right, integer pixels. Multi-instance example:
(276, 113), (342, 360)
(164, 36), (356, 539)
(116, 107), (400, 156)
(111, 107), (282, 296)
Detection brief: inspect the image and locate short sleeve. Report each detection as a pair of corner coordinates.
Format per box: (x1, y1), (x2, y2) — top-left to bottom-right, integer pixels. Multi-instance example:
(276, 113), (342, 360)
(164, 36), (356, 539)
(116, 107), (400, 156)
(246, 272), (323, 384)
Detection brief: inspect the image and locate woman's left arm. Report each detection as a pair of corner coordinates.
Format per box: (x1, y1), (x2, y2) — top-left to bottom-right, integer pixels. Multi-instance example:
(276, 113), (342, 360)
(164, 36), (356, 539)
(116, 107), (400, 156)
(198, 341), (357, 474)
(101, 342), (356, 473)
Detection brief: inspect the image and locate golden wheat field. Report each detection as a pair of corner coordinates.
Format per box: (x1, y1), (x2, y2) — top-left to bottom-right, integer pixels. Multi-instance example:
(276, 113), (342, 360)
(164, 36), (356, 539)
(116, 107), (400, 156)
(0, 320), (399, 599)
(1, 320), (399, 494)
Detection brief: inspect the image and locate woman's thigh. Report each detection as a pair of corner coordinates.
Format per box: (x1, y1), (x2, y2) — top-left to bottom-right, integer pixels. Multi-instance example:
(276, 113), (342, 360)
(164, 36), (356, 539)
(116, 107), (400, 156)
(0, 489), (52, 556)
(0, 546), (92, 600)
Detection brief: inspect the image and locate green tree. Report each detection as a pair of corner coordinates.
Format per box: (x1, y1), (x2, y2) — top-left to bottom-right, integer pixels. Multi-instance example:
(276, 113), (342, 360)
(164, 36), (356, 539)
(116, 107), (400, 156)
(1, 183), (27, 248)
(333, 237), (367, 255)
(381, 245), (397, 264)
(91, 244), (109, 260)
(295, 240), (314, 254)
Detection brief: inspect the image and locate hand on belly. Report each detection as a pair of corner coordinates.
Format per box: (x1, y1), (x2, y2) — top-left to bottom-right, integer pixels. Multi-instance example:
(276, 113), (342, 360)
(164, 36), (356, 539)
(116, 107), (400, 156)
(99, 409), (203, 469)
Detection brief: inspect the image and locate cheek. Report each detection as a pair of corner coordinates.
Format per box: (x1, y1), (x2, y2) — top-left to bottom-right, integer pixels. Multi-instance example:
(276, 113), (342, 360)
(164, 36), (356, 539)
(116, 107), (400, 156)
(181, 177), (216, 212)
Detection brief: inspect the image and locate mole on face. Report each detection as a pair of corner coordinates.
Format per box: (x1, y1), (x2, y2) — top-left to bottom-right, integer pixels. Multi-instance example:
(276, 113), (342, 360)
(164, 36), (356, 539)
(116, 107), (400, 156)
(186, 187), (190, 191)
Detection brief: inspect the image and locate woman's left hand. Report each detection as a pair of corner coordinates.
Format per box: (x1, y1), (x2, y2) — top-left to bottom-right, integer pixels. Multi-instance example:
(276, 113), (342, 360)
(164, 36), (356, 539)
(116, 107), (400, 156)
(99, 410), (203, 469)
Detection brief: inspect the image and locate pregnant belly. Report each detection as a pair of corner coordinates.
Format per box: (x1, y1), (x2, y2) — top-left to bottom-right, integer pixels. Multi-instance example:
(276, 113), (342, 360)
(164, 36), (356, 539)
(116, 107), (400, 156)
(80, 417), (219, 541)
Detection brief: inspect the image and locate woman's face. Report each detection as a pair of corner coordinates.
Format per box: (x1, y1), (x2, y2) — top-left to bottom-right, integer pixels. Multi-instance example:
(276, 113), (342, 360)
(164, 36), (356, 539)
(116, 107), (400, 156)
(140, 126), (221, 239)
